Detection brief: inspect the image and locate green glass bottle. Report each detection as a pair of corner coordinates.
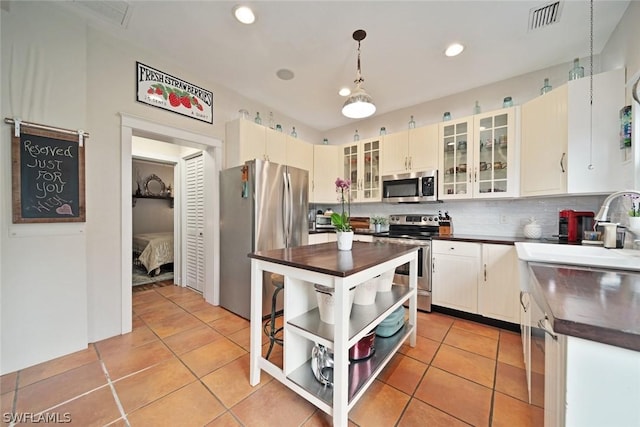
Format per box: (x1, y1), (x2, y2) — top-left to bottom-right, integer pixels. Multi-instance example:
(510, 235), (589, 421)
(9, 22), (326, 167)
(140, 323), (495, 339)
(569, 58), (584, 81)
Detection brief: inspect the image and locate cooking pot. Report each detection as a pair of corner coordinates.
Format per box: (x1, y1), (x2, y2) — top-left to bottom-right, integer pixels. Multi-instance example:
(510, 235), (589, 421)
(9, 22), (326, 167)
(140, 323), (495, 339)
(349, 330), (376, 361)
(311, 344), (334, 386)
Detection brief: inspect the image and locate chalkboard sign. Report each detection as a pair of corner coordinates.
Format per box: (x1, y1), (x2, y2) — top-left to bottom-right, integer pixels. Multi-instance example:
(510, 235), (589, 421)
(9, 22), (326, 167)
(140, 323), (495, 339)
(12, 126), (85, 223)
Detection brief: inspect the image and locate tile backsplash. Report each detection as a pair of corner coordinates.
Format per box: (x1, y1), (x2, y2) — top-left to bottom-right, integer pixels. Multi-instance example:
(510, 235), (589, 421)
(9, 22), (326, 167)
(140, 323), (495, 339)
(315, 195), (635, 239)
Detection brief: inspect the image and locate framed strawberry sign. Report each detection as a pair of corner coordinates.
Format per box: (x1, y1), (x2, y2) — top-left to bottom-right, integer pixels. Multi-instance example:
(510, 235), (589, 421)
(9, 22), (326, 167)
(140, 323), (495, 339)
(136, 62), (213, 124)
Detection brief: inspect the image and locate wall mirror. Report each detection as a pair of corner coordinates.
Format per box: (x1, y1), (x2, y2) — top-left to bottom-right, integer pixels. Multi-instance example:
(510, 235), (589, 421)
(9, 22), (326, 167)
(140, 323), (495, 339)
(143, 174), (166, 196)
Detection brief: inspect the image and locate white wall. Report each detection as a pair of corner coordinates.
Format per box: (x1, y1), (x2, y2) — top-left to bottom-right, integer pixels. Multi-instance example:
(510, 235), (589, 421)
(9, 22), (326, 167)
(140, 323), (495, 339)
(1, 2), (89, 374)
(0, 1), (318, 374)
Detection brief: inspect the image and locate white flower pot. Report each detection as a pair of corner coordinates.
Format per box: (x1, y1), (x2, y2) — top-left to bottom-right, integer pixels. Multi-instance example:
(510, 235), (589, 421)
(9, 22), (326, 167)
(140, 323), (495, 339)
(336, 231), (354, 251)
(376, 269), (395, 292)
(354, 279), (378, 305)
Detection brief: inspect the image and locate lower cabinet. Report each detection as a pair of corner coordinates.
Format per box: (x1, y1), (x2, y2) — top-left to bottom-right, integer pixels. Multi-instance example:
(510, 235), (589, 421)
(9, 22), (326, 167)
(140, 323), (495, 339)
(522, 265), (640, 427)
(432, 240), (519, 324)
(432, 241), (480, 312)
(309, 233), (329, 245)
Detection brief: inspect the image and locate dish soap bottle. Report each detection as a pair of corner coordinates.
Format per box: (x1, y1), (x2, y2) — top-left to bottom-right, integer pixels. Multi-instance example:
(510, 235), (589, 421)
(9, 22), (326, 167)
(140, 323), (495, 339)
(523, 217), (542, 239)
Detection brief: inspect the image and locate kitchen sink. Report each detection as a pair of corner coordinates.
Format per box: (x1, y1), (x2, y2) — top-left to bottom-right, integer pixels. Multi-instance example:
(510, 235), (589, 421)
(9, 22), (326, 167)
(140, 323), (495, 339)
(515, 242), (640, 272)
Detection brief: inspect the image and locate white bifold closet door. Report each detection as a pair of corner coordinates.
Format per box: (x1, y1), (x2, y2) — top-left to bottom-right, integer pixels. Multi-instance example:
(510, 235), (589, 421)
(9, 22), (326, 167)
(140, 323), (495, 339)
(185, 154), (205, 292)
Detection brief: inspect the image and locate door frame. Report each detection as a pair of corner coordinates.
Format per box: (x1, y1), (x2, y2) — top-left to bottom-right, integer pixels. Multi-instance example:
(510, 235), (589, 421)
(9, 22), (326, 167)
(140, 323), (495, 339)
(120, 113), (222, 334)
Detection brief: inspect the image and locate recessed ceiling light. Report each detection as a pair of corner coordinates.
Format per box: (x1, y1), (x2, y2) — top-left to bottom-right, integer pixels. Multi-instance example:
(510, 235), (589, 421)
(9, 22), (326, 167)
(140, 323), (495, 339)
(338, 88), (351, 97)
(445, 43), (464, 57)
(233, 5), (255, 24)
(276, 69), (294, 80)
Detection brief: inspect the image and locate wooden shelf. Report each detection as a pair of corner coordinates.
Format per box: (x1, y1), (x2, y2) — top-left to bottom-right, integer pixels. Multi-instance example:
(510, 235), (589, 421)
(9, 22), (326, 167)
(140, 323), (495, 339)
(132, 194), (174, 208)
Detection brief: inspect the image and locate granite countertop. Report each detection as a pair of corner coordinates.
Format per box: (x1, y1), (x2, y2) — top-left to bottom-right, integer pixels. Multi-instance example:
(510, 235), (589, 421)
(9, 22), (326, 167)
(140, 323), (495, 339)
(529, 263), (640, 352)
(248, 241), (418, 277)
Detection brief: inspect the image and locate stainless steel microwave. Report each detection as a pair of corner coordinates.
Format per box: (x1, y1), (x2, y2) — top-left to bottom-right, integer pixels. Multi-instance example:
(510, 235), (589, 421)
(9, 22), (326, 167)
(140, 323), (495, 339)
(382, 170), (438, 203)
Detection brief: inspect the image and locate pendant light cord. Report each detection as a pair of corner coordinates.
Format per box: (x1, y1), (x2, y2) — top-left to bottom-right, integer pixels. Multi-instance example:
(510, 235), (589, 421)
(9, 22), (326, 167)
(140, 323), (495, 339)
(355, 41), (364, 85)
(588, 0), (594, 170)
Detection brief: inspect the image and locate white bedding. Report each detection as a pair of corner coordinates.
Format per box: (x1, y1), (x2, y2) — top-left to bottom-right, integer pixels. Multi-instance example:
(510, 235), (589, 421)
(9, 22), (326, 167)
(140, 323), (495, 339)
(133, 232), (174, 274)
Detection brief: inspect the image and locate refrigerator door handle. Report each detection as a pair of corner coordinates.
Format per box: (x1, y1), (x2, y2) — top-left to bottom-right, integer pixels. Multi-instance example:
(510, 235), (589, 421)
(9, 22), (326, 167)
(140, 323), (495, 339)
(282, 171), (293, 247)
(285, 171), (294, 246)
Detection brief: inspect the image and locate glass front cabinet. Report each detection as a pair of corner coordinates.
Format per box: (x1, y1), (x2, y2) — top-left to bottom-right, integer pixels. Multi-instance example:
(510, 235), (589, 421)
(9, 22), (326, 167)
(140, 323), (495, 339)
(439, 107), (519, 200)
(342, 138), (381, 202)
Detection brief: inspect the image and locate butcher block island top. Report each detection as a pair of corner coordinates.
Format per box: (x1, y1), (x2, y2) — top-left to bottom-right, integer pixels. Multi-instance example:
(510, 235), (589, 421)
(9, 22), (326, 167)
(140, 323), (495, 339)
(249, 240), (418, 276)
(248, 241), (419, 427)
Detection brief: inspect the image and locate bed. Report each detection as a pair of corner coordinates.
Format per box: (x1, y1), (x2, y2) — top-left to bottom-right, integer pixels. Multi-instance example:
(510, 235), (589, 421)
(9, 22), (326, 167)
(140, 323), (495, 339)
(133, 232), (174, 275)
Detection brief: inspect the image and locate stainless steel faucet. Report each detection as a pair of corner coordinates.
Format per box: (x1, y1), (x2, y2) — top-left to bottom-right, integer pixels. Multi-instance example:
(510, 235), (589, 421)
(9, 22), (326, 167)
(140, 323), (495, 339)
(594, 190), (640, 222)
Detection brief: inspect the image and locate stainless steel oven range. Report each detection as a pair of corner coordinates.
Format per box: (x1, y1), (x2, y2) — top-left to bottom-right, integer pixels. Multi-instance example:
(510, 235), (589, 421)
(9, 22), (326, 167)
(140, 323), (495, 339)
(372, 214), (439, 312)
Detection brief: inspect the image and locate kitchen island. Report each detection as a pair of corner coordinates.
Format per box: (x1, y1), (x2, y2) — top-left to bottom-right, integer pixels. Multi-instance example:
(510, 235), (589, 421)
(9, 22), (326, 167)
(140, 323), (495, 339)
(248, 241), (419, 427)
(519, 259), (640, 427)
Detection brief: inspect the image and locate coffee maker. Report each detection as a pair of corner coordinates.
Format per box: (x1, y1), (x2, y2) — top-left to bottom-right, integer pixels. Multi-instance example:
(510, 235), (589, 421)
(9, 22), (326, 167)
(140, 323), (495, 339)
(558, 210), (594, 242)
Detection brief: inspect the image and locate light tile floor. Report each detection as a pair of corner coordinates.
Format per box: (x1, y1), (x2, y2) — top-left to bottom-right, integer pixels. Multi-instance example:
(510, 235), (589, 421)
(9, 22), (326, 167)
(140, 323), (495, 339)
(1, 282), (543, 426)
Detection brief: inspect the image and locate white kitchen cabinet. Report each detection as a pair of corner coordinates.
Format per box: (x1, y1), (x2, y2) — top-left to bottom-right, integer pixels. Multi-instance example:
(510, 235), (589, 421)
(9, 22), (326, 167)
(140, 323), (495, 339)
(341, 137), (381, 203)
(432, 241), (519, 323)
(432, 240), (480, 313)
(381, 125), (438, 175)
(225, 119), (312, 170)
(308, 233), (329, 245)
(439, 108), (519, 200)
(520, 68), (625, 196)
(479, 244), (520, 324)
(264, 127), (288, 165)
(520, 86), (568, 196)
(312, 144), (341, 204)
(225, 118), (267, 168)
(286, 134), (313, 196)
(353, 234), (373, 242)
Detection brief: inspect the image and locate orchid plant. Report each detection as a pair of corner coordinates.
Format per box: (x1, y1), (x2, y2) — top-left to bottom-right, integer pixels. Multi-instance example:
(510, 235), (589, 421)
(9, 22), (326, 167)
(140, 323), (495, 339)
(331, 177), (352, 232)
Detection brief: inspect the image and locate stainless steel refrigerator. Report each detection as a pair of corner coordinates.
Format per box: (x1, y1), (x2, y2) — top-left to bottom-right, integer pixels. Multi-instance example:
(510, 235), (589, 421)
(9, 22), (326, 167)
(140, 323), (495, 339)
(219, 159), (308, 319)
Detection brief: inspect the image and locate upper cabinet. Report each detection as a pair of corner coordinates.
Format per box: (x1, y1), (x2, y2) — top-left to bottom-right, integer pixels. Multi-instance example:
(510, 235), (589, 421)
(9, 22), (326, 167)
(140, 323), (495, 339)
(520, 68), (625, 196)
(312, 144), (341, 204)
(287, 134), (314, 197)
(439, 107), (519, 200)
(342, 137), (381, 203)
(225, 119), (311, 171)
(381, 124), (439, 175)
(520, 86), (568, 196)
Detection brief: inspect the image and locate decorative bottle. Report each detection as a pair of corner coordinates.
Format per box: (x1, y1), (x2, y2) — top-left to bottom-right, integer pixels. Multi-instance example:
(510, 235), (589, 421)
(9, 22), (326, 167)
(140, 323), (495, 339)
(354, 129), (360, 141)
(268, 112), (275, 129)
(290, 126), (297, 138)
(408, 116), (415, 129)
(569, 58), (584, 81)
(503, 97), (513, 108)
(379, 127), (386, 135)
(474, 101), (481, 114)
(443, 112), (451, 121)
(254, 112), (262, 124)
(540, 78), (552, 95)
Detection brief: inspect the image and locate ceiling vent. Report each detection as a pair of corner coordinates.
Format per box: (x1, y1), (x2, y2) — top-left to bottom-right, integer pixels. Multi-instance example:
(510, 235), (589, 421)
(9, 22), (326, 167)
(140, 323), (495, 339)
(71, 1), (133, 28)
(528, 1), (563, 31)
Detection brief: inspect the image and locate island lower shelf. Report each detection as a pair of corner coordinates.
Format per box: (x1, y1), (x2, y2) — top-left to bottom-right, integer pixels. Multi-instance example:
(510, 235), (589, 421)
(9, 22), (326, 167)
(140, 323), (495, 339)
(287, 324), (412, 409)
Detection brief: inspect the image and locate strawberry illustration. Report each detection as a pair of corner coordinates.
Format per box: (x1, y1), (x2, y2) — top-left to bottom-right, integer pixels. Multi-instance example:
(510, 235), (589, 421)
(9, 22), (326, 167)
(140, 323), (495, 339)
(196, 104), (203, 111)
(155, 87), (163, 95)
(168, 92), (181, 107)
(180, 96), (192, 109)
(147, 88), (154, 94)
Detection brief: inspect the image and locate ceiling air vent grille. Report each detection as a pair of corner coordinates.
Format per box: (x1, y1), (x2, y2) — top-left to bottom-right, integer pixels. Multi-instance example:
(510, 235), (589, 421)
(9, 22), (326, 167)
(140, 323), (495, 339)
(72, 1), (133, 28)
(529, 1), (563, 31)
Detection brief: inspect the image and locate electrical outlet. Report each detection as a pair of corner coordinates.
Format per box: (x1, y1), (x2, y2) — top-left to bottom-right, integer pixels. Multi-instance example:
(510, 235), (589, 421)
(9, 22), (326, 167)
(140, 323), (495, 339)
(500, 214), (508, 224)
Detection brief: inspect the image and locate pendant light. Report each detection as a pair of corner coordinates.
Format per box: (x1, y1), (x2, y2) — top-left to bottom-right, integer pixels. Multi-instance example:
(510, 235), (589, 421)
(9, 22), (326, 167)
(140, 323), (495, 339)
(342, 29), (376, 119)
